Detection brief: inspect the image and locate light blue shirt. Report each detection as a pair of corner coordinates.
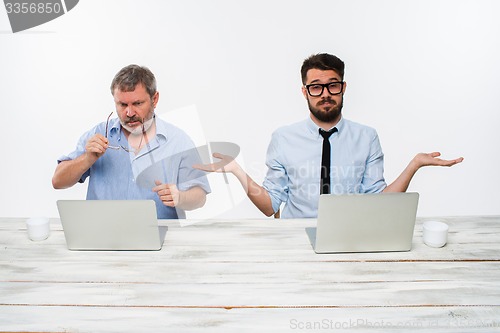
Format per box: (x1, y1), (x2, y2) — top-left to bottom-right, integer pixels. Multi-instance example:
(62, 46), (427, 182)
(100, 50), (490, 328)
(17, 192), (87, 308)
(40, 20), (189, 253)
(263, 117), (386, 218)
(58, 116), (211, 219)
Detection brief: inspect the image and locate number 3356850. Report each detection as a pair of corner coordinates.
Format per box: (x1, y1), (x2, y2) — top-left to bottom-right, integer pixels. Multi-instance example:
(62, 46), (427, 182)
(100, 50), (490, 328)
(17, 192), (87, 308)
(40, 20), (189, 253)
(5, 2), (62, 14)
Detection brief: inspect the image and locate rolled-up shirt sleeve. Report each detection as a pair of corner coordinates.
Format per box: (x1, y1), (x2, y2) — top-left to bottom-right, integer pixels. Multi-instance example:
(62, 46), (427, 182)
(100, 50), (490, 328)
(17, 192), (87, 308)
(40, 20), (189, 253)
(56, 126), (98, 183)
(360, 132), (386, 193)
(262, 132), (289, 214)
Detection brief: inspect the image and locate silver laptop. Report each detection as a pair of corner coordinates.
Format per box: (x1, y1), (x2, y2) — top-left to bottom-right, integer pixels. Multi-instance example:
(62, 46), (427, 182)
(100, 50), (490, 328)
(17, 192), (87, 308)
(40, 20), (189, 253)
(307, 192), (419, 253)
(57, 200), (165, 251)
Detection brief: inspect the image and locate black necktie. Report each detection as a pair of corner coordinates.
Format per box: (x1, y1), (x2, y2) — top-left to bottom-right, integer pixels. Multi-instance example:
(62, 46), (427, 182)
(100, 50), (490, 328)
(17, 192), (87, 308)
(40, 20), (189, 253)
(319, 127), (338, 194)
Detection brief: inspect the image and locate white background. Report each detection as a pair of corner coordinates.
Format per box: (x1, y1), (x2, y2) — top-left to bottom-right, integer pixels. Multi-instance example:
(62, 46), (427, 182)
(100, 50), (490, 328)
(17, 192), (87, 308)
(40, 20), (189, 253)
(1, 0), (499, 219)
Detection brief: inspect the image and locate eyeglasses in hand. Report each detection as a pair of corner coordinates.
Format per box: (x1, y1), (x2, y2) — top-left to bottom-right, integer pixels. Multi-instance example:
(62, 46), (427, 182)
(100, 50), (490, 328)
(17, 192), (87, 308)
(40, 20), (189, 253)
(105, 112), (145, 153)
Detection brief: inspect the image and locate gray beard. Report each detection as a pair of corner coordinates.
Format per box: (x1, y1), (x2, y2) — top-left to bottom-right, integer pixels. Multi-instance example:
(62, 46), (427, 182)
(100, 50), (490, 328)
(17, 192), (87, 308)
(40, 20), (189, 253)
(121, 113), (155, 136)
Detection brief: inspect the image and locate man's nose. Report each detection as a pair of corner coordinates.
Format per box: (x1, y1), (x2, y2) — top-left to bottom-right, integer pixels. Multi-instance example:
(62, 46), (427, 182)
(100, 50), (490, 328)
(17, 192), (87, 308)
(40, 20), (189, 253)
(125, 105), (135, 117)
(321, 87), (331, 98)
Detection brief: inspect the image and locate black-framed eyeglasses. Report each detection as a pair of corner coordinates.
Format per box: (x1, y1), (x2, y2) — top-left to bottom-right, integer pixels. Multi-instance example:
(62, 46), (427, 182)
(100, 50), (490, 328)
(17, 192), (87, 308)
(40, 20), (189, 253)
(305, 81), (344, 97)
(105, 111), (145, 153)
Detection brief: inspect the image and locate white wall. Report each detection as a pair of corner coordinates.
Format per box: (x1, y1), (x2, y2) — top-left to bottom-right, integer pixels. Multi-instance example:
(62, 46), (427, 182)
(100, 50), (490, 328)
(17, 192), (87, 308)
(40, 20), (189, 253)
(1, 0), (499, 218)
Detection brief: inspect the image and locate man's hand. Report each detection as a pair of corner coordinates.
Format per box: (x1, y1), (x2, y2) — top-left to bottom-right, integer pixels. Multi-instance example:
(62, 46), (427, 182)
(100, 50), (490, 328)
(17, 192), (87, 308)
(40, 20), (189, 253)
(412, 152), (464, 168)
(85, 134), (109, 159)
(153, 180), (180, 207)
(193, 152), (238, 174)
(384, 152), (464, 193)
(52, 134), (110, 189)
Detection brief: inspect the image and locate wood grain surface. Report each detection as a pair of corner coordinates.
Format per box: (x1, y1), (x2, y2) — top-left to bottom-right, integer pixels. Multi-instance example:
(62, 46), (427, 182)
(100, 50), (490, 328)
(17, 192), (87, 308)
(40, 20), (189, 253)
(1, 216), (499, 332)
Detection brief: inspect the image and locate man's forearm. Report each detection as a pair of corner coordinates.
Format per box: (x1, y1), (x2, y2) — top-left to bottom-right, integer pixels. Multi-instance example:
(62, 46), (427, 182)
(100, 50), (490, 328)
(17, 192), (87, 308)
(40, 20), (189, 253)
(383, 159), (420, 193)
(177, 187), (207, 210)
(52, 154), (96, 189)
(232, 167), (275, 217)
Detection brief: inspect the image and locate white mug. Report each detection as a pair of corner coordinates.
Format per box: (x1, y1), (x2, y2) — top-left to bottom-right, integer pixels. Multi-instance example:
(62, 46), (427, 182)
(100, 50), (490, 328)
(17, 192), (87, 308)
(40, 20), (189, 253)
(26, 217), (50, 241)
(423, 221), (448, 248)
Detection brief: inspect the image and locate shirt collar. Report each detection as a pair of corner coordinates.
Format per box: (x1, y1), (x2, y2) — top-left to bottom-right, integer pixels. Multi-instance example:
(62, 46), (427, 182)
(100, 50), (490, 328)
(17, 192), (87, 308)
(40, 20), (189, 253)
(152, 115), (168, 142)
(108, 117), (121, 136)
(306, 115), (345, 138)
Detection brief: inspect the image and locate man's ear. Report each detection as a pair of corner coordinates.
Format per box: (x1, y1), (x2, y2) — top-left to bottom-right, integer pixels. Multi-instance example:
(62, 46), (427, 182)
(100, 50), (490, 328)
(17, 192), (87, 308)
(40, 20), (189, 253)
(301, 85), (308, 99)
(342, 81), (347, 94)
(152, 91), (159, 108)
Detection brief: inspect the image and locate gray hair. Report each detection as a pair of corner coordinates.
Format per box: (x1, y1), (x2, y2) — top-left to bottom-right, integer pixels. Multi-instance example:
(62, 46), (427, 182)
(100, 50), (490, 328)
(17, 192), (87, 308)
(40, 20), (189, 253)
(110, 64), (157, 98)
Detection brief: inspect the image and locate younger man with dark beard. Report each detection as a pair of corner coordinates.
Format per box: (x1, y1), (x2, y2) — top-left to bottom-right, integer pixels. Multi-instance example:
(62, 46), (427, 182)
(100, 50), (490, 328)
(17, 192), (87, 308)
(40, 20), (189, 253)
(196, 53), (463, 218)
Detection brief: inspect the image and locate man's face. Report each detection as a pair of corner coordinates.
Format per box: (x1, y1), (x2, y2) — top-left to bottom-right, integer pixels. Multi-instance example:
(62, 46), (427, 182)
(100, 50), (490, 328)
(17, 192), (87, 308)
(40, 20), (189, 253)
(113, 83), (158, 134)
(302, 69), (345, 123)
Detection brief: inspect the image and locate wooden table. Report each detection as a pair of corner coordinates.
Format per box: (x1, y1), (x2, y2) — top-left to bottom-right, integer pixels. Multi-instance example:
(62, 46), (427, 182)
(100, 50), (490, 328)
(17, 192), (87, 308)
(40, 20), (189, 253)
(1, 216), (499, 332)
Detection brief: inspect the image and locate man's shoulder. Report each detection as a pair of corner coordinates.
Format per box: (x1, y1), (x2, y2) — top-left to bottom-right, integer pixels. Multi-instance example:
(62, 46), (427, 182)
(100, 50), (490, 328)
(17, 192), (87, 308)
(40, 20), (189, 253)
(341, 118), (378, 136)
(155, 117), (191, 138)
(78, 121), (107, 140)
(272, 119), (309, 136)
(153, 117), (199, 152)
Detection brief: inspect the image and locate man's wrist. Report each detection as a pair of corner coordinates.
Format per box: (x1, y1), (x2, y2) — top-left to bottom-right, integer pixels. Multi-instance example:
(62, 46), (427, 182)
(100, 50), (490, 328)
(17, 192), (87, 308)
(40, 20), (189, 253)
(409, 156), (422, 172)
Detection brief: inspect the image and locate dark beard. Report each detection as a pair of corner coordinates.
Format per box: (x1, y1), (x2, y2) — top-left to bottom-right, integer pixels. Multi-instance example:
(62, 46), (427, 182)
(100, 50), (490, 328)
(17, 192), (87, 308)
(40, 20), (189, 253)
(308, 96), (343, 123)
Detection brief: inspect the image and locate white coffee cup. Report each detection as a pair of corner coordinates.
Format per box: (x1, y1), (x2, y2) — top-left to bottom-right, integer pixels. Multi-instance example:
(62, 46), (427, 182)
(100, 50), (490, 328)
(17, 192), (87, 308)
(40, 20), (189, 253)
(423, 221), (448, 248)
(26, 217), (50, 241)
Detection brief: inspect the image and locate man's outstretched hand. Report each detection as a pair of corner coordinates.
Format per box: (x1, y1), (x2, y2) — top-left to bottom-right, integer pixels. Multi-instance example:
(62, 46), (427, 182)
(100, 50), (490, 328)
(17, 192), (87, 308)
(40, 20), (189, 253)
(413, 152), (464, 168)
(193, 152), (238, 173)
